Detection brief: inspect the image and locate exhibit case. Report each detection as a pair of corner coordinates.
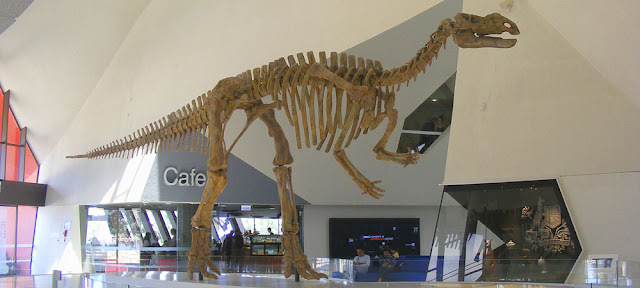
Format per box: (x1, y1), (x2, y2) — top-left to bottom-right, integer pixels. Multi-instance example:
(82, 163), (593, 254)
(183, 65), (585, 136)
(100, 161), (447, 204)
(427, 179), (581, 283)
(250, 235), (282, 256)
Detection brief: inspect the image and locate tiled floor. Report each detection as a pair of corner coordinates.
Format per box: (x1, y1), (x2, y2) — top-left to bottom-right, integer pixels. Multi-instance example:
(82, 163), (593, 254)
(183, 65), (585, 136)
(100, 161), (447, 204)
(0, 273), (576, 288)
(0, 274), (88, 288)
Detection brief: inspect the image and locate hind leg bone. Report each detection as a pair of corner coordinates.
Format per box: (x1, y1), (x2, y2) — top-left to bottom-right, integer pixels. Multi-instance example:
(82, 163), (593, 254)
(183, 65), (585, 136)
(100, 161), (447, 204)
(186, 94), (229, 280)
(259, 110), (327, 279)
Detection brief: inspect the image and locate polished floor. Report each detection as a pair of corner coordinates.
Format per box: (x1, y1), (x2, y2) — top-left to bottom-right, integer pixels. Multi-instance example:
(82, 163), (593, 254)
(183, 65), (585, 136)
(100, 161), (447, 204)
(0, 273), (580, 288)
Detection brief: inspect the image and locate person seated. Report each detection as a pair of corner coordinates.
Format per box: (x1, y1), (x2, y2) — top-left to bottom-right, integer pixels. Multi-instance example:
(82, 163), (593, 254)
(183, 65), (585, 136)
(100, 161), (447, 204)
(378, 249), (396, 282)
(390, 247), (399, 258)
(353, 248), (371, 276)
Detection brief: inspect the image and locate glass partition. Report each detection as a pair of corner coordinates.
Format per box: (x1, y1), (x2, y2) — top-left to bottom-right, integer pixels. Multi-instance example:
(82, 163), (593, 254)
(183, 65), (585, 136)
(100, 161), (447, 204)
(84, 203), (193, 274)
(0, 206), (16, 276)
(83, 203), (296, 276)
(0, 205), (37, 276)
(428, 180), (581, 283)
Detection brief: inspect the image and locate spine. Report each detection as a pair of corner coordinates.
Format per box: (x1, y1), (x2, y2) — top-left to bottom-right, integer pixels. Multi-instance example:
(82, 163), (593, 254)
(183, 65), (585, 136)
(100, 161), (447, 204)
(377, 18), (454, 89)
(67, 94), (211, 159)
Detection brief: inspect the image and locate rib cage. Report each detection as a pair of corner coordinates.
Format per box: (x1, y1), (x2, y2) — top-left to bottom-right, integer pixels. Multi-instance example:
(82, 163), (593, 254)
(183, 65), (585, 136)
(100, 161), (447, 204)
(242, 51), (388, 153)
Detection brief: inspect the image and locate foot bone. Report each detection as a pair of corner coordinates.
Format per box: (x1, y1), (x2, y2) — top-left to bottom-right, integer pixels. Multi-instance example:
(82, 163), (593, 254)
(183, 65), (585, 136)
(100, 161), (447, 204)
(376, 147), (419, 167)
(281, 232), (328, 280)
(186, 227), (221, 280)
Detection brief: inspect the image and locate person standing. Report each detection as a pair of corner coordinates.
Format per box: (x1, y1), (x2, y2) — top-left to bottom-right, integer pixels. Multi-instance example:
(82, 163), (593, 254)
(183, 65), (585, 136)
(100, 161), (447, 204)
(232, 230), (245, 272)
(141, 232), (153, 269)
(168, 228), (177, 247)
(222, 231), (234, 268)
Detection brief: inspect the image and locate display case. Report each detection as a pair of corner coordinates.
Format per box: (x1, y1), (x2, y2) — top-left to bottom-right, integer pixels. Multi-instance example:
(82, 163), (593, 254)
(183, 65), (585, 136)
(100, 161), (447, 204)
(427, 180), (581, 283)
(250, 235), (282, 256)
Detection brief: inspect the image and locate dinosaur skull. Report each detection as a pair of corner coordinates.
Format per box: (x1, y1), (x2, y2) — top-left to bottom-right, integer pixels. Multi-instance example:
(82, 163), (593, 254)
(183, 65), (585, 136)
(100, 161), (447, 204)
(452, 13), (519, 48)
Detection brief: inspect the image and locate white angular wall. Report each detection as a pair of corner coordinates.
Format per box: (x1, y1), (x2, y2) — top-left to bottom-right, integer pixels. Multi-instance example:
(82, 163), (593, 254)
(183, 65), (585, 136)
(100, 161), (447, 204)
(447, 0), (640, 261)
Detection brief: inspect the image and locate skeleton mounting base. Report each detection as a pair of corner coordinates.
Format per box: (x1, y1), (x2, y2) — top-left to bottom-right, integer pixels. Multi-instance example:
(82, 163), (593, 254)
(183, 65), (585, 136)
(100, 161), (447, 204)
(68, 13), (518, 280)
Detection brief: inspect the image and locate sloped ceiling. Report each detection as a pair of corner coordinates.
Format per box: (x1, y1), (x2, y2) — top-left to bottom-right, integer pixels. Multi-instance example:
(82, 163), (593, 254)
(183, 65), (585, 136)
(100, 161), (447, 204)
(1, 1), (638, 206)
(0, 0), (150, 162)
(528, 0), (640, 107)
(0, 0), (33, 35)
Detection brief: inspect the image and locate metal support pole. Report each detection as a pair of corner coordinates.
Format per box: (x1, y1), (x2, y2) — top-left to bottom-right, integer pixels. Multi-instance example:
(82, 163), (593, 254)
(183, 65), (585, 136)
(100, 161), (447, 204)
(0, 90), (10, 179)
(18, 127), (26, 181)
(13, 207), (18, 275)
(295, 206), (303, 282)
(52, 270), (62, 288)
(83, 272), (90, 288)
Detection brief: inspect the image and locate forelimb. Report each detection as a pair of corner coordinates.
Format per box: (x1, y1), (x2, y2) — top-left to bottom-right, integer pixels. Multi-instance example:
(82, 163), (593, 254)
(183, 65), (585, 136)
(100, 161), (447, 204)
(373, 108), (418, 166)
(334, 149), (384, 199)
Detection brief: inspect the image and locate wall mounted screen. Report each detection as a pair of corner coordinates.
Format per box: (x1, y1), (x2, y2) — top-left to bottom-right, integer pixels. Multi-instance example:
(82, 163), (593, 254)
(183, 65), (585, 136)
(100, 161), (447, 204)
(329, 218), (420, 259)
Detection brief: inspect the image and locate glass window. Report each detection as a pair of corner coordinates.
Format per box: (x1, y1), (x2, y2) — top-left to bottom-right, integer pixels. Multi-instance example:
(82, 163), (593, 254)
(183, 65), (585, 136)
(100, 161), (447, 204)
(6, 111), (20, 145)
(160, 210), (176, 234)
(0, 88), (39, 183)
(213, 217), (232, 239)
(0, 206), (17, 276)
(85, 207), (137, 273)
(4, 145), (20, 181)
(397, 74), (455, 154)
(15, 206), (36, 275)
(24, 144), (38, 183)
(145, 210), (167, 245)
(239, 218), (281, 235)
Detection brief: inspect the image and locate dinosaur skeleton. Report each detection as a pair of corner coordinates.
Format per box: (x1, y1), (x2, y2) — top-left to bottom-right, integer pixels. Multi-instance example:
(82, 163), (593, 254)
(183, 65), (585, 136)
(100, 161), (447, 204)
(68, 13), (519, 280)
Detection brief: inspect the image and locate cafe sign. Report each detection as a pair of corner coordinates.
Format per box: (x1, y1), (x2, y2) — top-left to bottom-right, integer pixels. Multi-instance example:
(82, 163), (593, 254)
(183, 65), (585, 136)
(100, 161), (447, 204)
(163, 167), (207, 187)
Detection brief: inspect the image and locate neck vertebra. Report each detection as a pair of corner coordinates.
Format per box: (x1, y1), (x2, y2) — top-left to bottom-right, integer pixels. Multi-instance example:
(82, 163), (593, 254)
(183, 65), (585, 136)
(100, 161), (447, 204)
(377, 18), (454, 89)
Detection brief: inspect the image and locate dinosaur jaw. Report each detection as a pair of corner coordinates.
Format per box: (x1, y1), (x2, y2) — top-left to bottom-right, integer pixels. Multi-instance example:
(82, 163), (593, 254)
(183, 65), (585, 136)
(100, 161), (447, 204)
(453, 31), (518, 48)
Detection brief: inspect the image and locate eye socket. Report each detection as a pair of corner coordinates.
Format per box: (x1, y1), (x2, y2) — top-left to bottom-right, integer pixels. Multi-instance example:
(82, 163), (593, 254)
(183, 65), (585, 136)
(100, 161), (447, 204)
(504, 22), (512, 28)
(473, 33), (480, 38)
